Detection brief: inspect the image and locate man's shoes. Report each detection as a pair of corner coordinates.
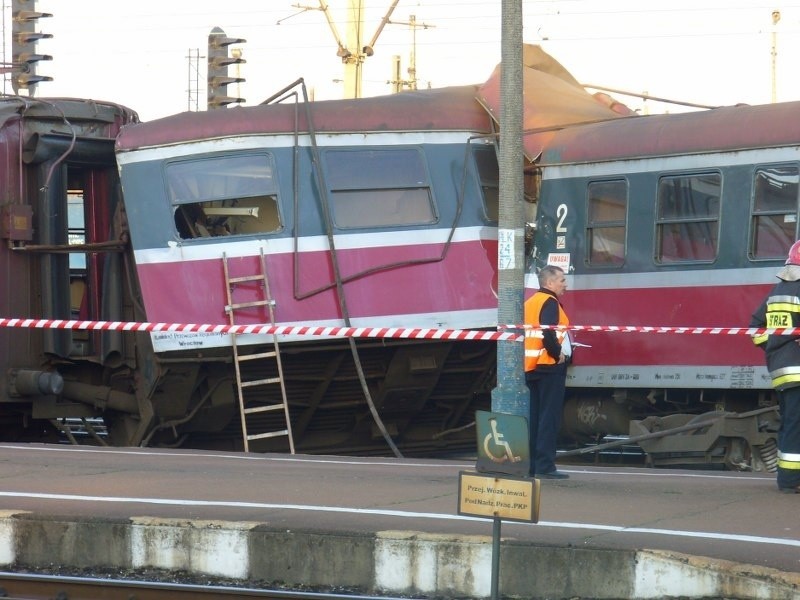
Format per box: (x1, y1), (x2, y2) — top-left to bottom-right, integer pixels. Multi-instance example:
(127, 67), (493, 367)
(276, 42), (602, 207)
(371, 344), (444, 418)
(537, 470), (569, 480)
(779, 485), (800, 494)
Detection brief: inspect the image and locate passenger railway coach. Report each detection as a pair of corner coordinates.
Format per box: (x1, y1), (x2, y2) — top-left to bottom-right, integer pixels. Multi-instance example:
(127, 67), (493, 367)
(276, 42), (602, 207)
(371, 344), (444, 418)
(531, 101), (799, 446)
(113, 83), (503, 453)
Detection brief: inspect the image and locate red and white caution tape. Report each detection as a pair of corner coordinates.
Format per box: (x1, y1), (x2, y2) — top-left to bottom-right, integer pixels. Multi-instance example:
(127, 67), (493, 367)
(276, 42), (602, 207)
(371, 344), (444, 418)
(0, 317), (791, 341)
(502, 324), (781, 336)
(0, 318), (520, 342)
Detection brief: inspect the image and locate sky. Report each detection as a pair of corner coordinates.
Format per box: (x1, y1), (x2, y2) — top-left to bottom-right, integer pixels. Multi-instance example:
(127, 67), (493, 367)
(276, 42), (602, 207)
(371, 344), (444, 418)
(6, 0), (800, 122)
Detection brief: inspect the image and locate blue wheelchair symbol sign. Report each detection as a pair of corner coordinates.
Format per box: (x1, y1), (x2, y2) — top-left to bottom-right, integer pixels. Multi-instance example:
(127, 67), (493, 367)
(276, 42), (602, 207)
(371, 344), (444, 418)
(475, 410), (529, 476)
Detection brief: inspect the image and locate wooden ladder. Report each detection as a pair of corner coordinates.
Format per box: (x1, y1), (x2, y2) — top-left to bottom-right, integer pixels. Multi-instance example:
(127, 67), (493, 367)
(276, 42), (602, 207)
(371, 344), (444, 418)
(222, 249), (295, 454)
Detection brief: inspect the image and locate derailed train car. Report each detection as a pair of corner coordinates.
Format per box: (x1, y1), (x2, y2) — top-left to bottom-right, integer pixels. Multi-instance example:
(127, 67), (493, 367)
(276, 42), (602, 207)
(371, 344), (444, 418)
(104, 49), (627, 456)
(108, 83), (507, 454)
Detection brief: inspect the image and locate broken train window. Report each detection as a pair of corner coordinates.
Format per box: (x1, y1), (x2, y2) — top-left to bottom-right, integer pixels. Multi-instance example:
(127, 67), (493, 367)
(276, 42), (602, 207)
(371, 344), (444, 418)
(166, 154), (282, 239)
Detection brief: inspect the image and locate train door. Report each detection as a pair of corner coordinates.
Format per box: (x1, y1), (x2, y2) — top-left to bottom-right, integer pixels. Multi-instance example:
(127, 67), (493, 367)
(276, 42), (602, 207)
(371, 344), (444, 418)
(67, 166), (127, 365)
(26, 139), (127, 365)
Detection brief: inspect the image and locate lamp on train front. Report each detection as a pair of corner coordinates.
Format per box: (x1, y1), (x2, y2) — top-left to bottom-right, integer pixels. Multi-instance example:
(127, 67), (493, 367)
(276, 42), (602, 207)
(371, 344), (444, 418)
(207, 26), (246, 110)
(10, 0), (53, 96)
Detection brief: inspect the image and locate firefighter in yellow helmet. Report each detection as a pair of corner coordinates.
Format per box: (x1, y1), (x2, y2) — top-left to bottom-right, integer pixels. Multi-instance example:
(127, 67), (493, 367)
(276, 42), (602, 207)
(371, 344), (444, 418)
(751, 239), (800, 493)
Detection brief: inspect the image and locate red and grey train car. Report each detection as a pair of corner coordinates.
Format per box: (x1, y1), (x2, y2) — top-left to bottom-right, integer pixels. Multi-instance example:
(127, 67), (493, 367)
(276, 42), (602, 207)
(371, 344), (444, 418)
(111, 84), (502, 453)
(530, 101), (799, 464)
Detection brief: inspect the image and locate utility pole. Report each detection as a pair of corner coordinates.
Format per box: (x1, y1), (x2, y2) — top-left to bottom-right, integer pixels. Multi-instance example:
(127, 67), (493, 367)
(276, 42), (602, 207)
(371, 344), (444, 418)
(491, 0), (527, 417)
(342, 0), (364, 98)
(771, 10), (780, 103)
(282, 0), (400, 98)
(390, 55), (401, 93)
(386, 14), (433, 93)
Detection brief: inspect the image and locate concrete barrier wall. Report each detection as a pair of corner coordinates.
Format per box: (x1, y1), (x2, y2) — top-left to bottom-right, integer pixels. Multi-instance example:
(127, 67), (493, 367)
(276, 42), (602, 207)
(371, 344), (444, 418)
(0, 511), (797, 599)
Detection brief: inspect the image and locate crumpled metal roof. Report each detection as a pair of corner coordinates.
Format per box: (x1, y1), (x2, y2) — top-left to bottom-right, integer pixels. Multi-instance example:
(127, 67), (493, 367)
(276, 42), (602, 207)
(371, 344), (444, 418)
(476, 44), (634, 161)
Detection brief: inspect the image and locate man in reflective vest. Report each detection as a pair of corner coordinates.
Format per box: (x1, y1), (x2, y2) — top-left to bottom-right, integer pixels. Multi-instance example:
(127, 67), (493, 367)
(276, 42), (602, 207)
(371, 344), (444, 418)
(524, 264), (570, 479)
(751, 239), (800, 493)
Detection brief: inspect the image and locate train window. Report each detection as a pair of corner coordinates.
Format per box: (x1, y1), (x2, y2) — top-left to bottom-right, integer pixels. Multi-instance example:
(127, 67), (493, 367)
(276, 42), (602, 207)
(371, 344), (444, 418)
(324, 148), (436, 228)
(166, 154), (282, 239)
(586, 180), (627, 266)
(472, 145), (499, 222)
(751, 166), (799, 259)
(67, 190), (86, 271)
(656, 173), (721, 263)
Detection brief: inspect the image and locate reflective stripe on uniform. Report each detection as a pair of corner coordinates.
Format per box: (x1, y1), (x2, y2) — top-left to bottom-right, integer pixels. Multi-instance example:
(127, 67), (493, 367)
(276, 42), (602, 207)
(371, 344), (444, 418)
(524, 291), (569, 373)
(770, 365), (800, 388)
(767, 303), (800, 313)
(752, 333), (768, 346)
(778, 450), (800, 470)
(772, 373), (800, 388)
(767, 294), (800, 307)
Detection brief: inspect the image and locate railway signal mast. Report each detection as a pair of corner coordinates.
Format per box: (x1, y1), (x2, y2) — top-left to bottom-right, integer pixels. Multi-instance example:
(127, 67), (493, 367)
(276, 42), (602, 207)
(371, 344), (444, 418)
(10, 0), (52, 96)
(207, 26), (246, 110)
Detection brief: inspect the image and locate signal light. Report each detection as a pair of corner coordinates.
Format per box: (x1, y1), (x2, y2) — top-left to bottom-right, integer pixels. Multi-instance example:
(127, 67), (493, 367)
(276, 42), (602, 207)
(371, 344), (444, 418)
(11, 0), (53, 95)
(207, 26), (246, 110)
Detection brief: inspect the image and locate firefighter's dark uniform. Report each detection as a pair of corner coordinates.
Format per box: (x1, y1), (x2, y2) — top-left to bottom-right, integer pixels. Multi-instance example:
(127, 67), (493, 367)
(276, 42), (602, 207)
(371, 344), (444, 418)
(751, 265), (800, 493)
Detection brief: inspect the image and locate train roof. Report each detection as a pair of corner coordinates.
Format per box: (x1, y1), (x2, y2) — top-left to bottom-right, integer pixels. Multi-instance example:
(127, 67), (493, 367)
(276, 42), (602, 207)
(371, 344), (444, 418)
(0, 96), (137, 129)
(116, 85), (492, 152)
(538, 100), (800, 165)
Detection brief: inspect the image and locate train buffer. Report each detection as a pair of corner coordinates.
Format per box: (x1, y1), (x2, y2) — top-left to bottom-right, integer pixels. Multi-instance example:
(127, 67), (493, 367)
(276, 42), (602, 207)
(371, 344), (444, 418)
(222, 249), (295, 454)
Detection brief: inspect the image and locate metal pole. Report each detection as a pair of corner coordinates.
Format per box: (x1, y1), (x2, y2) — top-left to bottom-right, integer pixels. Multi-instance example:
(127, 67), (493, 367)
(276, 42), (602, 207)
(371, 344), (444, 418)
(491, 517), (501, 600)
(491, 0), (527, 417)
(344, 0), (364, 98)
(771, 10), (780, 103)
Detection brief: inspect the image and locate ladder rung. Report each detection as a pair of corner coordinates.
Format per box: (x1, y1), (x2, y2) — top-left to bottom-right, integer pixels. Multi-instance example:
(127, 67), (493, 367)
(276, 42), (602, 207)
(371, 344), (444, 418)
(228, 274), (266, 284)
(247, 430), (289, 441)
(237, 351), (278, 361)
(241, 376), (282, 388)
(244, 404), (286, 415)
(226, 299), (275, 312)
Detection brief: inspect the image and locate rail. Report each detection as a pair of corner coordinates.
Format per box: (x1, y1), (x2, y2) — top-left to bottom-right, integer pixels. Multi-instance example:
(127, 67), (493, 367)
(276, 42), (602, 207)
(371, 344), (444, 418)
(0, 571), (423, 600)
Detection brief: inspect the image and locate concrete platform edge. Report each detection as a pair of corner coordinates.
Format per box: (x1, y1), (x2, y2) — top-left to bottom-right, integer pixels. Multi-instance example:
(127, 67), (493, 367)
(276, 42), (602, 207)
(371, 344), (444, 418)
(0, 511), (796, 599)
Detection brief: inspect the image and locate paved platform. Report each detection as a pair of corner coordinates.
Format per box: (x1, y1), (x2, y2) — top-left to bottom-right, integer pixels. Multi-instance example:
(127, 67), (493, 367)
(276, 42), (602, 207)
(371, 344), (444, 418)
(0, 443), (797, 599)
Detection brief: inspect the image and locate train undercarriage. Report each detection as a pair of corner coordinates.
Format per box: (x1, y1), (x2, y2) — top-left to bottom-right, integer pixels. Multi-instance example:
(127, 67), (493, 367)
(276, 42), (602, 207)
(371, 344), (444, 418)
(6, 332), (780, 473)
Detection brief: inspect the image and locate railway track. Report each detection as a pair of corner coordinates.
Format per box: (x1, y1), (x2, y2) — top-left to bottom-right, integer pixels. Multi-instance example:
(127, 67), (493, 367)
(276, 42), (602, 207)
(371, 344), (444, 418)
(0, 571), (421, 600)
